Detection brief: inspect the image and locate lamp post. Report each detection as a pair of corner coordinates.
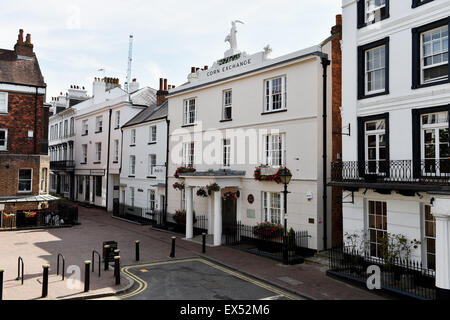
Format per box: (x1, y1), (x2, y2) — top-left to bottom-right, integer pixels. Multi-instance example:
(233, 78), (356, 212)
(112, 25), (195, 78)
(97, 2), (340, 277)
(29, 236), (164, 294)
(279, 167), (292, 265)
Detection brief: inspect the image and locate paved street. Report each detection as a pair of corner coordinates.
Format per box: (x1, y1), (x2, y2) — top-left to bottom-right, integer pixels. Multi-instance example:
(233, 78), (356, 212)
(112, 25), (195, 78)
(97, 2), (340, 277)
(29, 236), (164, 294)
(0, 205), (385, 300)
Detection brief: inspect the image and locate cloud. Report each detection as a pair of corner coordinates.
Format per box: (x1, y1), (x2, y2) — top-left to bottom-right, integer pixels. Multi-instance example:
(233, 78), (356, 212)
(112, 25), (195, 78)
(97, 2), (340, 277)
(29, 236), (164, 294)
(0, 0), (341, 98)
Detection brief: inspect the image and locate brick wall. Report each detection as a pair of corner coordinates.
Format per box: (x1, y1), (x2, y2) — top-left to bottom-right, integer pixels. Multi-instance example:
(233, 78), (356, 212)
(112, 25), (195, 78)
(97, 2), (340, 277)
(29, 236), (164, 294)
(331, 15), (343, 246)
(0, 154), (49, 197)
(0, 92), (46, 155)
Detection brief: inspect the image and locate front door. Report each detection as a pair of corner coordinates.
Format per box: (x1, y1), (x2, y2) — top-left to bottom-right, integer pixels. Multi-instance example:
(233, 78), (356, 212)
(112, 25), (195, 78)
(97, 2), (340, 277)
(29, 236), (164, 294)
(222, 198), (237, 236)
(85, 176), (90, 201)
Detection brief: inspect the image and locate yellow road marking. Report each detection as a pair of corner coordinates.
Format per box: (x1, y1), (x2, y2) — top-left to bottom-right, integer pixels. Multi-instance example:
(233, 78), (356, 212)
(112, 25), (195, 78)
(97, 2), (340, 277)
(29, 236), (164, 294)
(118, 258), (300, 300)
(139, 269), (149, 273)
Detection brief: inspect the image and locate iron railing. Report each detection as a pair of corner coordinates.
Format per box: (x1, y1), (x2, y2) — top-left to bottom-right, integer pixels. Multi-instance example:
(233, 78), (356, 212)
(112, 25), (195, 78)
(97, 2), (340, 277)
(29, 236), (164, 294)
(50, 160), (76, 171)
(223, 222), (313, 265)
(328, 246), (436, 300)
(331, 160), (450, 186)
(113, 203), (155, 225)
(153, 211), (209, 236)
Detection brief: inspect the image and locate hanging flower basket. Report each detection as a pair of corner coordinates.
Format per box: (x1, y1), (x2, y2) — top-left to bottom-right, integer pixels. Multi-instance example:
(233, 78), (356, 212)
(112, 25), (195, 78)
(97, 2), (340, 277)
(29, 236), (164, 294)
(206, 183), (220, 195)
(196, 188), (208, 198)
(173, 182), (185, 190)
(173, 210), (197, 225)
(253, 222), (284, 240)
(254, 165), (292, 184)
(223, 191), (238, 201)
(24, 211), (37, 218)
(174, 167), (196, 179)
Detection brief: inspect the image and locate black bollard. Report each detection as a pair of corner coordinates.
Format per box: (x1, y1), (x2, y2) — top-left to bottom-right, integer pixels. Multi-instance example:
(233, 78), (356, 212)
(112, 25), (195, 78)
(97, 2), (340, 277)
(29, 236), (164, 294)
(114, 249), (120, 257)
(202, 233), (206, 254)
(104, 245), (110, 271)
(0, 269), (3, 300)
(135, 241), (140, 262)
(170, 237), (176, 258)
(114, 256), (121, 285)
(42, 264), (49, 298)
(84, 261), (91, 292)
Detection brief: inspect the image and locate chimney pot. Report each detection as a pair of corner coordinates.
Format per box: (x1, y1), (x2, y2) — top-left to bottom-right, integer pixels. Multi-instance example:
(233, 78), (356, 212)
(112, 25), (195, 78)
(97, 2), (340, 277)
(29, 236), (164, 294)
(26, 34), (31, 44)
(191, 67), (195, 73)
(18, 29), (24, 43)
(204, 66), (208, 70)
(159, 78), (163, 91)
(164, 79), (168, 91)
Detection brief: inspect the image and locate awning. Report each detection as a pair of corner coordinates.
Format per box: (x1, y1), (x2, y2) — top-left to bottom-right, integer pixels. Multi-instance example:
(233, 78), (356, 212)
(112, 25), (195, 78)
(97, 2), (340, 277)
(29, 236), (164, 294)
(0, 194), (60, 204)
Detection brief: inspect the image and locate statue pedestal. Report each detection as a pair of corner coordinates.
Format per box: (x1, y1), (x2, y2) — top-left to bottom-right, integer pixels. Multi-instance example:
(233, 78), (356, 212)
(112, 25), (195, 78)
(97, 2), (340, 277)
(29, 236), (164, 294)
(224, 48), (241, 58)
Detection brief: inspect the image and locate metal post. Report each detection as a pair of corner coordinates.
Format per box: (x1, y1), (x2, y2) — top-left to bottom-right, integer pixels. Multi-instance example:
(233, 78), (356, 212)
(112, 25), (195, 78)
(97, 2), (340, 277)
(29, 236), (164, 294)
(114, 249), (120, 257)
(283, 183), (289, 265)
(84, 261), (91, 292)
(0, 269), (3, 301)
(42, 264), (49, 298)
(170, 237), (176, 258)
(202, 233), (206, 254)
(135, 241), (140, 262)
(104, 245), (110, 271)
(114, 256), (121, 285)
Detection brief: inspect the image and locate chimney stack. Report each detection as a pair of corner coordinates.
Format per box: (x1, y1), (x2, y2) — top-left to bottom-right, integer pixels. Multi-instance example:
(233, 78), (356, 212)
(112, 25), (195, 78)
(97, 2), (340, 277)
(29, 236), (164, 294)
(157, 77), (169, 106)
(14, 29), (34, 57)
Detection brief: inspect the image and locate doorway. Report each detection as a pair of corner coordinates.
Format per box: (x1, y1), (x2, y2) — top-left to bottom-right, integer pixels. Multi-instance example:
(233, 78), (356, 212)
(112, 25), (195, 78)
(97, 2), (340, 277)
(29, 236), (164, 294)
(222, 197), (237, 236)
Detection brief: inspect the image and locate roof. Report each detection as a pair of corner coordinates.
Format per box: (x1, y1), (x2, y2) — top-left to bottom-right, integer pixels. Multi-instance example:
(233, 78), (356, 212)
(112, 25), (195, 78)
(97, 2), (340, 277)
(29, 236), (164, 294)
(130, 86), (157, 106)
(122, 100), (168, 128)
(0, 194), (59, 203)
(180, 169), (246, 177)
(0, 49), (45, 87)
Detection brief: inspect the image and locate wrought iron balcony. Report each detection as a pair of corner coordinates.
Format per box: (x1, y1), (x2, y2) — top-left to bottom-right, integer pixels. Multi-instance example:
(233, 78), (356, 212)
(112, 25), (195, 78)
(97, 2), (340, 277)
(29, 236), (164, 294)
(330, 160), (450, 191)
(50, 160), (76, 171)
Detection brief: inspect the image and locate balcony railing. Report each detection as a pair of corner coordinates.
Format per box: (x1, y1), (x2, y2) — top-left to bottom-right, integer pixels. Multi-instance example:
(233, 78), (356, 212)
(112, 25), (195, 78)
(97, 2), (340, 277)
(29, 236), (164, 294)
(50, 160), (76, 171)
(330, 160), (450, 188)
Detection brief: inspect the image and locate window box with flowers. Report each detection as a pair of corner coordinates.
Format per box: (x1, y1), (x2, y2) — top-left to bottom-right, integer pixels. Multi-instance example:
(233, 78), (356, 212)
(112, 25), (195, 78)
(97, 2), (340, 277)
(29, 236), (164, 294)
(253, 222), (284, 240)
(174, 167), (196, 178)
(254, 165), (292, 184)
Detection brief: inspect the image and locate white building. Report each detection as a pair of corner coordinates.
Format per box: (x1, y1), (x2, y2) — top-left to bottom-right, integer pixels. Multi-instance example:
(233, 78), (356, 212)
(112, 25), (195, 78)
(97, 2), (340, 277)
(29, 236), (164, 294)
(73, 77), (156, 211)
(48, 86), (89, 199)
(166, 22), (341, 251)
(335, 0), (450, 298)
(118, 79), (169, 222)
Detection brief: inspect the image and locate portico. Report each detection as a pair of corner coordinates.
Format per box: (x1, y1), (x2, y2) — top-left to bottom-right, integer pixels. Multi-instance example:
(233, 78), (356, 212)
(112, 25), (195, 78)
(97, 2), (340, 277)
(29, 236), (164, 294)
(180, 170), (245, 246)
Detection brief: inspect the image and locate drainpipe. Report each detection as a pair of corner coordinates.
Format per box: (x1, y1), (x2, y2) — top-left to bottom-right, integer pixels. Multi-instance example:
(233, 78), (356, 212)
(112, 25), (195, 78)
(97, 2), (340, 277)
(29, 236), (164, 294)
(106, 109), (112, 211)
(321, 57), (331, 251)
(165, 119), (170, 218)
(34, 87), (38, 154)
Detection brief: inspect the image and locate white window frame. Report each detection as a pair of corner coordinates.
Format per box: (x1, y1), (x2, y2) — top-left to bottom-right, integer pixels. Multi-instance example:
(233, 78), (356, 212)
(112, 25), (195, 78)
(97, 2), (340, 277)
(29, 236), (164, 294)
(263, 133), (286, 167)
(96, 116), (103, 133)
(365, 45), (386, 95)
(130, 187), (135, 207)
(113, 140), (119, 162)
(70, 117), (74, 136)
(0, 129), (8, 151)
(149, 126), (157, 143)
(183, 98), (197, 125)
(81, 144), (88, 164)
(420, 25), (449, 84)
(131, 129), (136, 145)
(148, 154), (156, 177)
(0, 92), (8, 113)
(421, 111), (449, 176)
(262, 191), (283, 225)
(365, 120), (386, 174)
(223, 90), (232, 120)
(365, 0), (386, 24)
(148, 189), (156, 212)
(59, 122), (62, 138)
(223, 139), (231, 168)
(95, 142), (102, 162)
(129, 155), (136, 176)
(367, 200), (388, 259)
(421, 204), (436, 271)
(182, 142), (195, 167)
(18, 168), (33, 193)
(40, 168), (47, 193)
(115, 111), (120, 128)
(264, 76), (287, 112)
(82, 120), (88, 135)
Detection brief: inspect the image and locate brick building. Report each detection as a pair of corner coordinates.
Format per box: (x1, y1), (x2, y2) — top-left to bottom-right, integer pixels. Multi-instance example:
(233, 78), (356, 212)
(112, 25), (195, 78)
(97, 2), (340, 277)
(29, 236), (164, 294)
(0, 29), (56, 228)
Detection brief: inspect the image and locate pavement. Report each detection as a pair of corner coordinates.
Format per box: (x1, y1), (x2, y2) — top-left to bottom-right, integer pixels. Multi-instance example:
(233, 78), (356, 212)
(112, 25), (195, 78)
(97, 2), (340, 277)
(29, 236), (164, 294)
(0, 205), (386, 300)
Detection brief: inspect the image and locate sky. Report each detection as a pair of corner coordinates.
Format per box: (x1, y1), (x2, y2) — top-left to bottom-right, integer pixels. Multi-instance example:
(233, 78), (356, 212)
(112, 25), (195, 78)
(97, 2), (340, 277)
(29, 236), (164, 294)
(0, 0), (342, 99)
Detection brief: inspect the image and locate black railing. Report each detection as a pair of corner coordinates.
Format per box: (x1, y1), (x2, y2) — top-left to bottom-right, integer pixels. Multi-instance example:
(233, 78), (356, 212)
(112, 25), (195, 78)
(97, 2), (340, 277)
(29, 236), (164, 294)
(328, 246), (436, 300)
(50, 160), (76, 171)
(113, 204), (155, 225)
(331, 160), (450, 186)
(223, 222), (313, 265)
(152, 210), (208, 236)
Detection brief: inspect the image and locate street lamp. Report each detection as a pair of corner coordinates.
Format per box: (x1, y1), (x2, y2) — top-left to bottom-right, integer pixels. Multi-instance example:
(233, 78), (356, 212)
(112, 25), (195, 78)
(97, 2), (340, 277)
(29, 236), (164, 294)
(278, 167), (292, 236)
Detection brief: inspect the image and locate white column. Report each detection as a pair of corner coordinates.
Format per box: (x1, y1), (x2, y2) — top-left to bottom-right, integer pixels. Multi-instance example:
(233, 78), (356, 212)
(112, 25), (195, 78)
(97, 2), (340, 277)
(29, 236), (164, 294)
(186, 187), (194, 239)
(208, 196), (213, 234)
(431, 198), (450, 298)
(214, 190), (222, 246)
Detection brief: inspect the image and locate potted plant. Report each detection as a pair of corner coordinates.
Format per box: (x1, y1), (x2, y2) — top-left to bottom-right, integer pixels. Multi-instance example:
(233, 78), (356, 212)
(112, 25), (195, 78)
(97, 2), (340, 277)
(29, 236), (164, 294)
(206, 183), (220, 195)
(196, 188), (208, 198)
(254, 165), (292, 184)
(253, 222), (284, 240)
